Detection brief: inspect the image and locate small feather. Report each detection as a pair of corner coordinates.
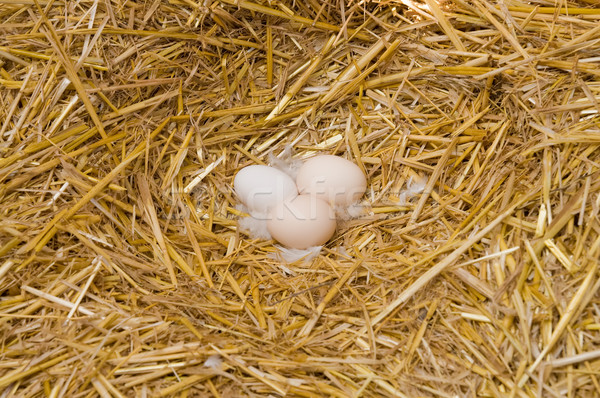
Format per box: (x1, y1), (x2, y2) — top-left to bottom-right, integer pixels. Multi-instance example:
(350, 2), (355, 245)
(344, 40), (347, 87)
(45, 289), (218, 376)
(204, 355), (222, 369)
(269, 245), (322, 263)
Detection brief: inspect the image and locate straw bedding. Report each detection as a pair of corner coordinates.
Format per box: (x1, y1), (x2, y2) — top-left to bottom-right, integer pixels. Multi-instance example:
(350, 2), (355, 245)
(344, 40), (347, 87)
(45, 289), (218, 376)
(1, 0), (600, 396)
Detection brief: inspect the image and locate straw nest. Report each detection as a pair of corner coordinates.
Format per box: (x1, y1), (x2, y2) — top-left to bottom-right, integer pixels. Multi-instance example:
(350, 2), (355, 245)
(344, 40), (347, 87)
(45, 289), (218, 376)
(1, 0), (600, 396)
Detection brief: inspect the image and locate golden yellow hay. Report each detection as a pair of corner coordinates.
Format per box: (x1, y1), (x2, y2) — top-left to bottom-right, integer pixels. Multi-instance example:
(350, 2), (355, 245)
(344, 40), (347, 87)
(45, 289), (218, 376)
(1, 0), (600, 396)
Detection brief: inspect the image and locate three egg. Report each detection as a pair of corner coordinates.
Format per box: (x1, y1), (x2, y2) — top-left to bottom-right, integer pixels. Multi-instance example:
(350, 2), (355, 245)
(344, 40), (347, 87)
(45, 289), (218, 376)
(234, 155), (366, 249)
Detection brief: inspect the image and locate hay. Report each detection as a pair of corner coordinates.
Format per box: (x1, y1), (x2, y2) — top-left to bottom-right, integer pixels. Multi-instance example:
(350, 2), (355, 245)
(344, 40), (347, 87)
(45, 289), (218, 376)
(1, 0), (600, 396)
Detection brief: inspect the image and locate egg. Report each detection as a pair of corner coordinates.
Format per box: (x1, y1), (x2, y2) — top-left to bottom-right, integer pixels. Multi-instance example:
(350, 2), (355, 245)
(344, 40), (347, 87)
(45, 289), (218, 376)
(234, 165), (297, 217)
(296, 155), (367, 206)
(267, 194), (336, 249)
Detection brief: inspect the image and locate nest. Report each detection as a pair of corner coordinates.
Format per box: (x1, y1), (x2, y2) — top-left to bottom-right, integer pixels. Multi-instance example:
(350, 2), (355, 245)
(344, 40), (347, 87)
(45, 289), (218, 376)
(1, 0), (600, 396)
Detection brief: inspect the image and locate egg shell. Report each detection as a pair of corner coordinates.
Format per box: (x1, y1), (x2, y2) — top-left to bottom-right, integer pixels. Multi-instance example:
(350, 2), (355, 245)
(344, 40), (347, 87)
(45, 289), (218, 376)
(234, 165), (297, 217)
(296, 155), (367, 206)
(267, 194), (336, 249)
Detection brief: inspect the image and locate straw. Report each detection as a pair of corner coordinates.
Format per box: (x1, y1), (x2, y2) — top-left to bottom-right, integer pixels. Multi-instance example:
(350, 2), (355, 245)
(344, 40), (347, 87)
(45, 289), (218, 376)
(1, 0), (600, 396)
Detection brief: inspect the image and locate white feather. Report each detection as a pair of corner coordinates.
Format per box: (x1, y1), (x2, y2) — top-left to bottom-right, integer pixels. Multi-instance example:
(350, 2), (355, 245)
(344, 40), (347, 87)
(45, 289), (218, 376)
(397, 176), (427, 204)
(236, 204), (271, 239)
(269, 245), (322, 263)
(238, 215), (271, 240)
(269, 145), (303, 179)
(204, 355), (222, 369)
(334, 201), (372, 221)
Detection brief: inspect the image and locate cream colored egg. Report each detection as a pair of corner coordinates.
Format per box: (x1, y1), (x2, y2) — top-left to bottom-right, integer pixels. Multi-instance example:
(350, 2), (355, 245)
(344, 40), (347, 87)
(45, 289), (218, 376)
(296, 155), (367, 206)
(267, 194), (336, 249)
(234, 165), (297, 217)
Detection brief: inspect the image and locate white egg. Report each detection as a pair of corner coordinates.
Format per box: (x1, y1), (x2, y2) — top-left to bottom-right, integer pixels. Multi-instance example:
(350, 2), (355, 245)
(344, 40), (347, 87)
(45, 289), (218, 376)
(267, 194), (336, 249)
(296, 155), (367, 206)
(234, 165), (298, 217)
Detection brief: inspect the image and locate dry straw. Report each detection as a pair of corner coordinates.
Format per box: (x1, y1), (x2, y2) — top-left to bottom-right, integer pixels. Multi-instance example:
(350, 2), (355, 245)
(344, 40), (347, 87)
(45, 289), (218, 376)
(1, 0), (600, 396)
